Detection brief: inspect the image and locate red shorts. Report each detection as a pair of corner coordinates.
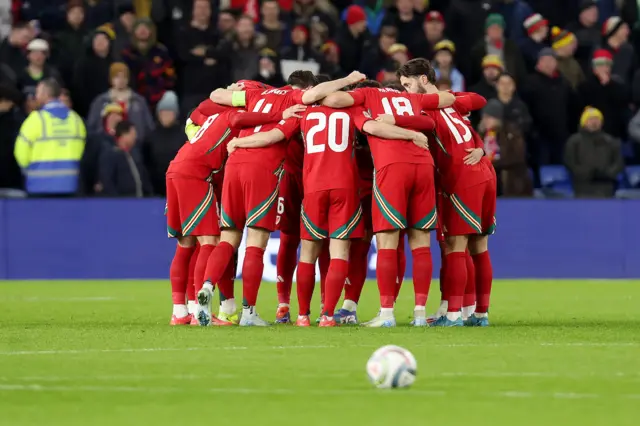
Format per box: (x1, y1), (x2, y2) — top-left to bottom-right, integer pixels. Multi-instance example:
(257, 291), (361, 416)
(439, 178), (497, 236)
(166, 177), (220, 237)
(372, 163), (437, 233)
(300, 189), (364, 241)
(277, 170), (303, 235)
(361, 193), (373, 231)
(220, 163), (282, 232)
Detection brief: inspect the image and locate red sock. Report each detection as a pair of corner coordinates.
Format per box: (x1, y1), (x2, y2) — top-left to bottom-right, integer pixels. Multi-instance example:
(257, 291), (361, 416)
(463, 250), (476, 307)
(170, 245), (195, 304)
(203, 241), (234, 289)
(296, 261), (315, 316)
(395, 237), (406, 300)
(472, 251), (493, 313)
(323, 259), (348, 316)
(186, 244), (199, 302)
(242, 246), (264, 307)
(439, 243), (448, 301)
(276, 233), (299, 305)
(345, 239), (370, 303)
(376, 248), (397, 308)
(218, 252), (237, 301)
(194, 244), (215, 294)
(411, 247), (432, 306)
(443, 252), (467, 312)
(318, 243), (330, 305)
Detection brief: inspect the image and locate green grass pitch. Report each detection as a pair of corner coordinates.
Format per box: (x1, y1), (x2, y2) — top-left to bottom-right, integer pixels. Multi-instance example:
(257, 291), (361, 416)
(1, 279), (639, 425)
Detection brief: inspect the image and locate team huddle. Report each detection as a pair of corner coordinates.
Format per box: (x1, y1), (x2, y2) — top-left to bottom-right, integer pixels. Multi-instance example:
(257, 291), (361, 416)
(165, 58), (496, 328)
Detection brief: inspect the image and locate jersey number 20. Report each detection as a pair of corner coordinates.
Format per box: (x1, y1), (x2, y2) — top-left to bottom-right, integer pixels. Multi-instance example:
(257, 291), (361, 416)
(440, 107), (471, 144)
(305, 112), (350, 154)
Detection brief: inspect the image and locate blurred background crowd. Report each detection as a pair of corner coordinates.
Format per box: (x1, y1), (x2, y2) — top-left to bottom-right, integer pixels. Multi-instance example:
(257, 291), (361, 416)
(1, 0), (640, 199)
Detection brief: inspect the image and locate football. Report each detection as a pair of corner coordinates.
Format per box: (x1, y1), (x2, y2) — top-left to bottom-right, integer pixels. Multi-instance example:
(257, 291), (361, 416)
(366, 345), (417, 389)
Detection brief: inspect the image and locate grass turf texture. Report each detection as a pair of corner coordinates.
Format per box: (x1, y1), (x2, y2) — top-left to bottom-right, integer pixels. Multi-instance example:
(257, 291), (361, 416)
(0, 280), (639, 426)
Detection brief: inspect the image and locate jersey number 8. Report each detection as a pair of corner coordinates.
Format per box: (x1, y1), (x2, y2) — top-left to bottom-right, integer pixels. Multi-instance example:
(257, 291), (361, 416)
(190, 113), (219, 144)
(440, 107), (472, 144)
(305, 111), (350, 154)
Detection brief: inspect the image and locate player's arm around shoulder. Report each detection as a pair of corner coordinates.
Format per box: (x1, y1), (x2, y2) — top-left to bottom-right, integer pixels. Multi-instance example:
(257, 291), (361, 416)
(210, 83), (247, 107)
(302, 71), (365, 105)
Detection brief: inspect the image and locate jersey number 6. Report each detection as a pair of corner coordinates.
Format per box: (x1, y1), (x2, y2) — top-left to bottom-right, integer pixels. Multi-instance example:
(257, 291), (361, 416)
(305, 112), (350, 154)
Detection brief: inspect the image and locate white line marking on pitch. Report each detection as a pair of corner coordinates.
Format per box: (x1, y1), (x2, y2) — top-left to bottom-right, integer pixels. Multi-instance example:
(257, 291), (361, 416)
(1, 297), (118, 302)
(0, 384), (638, 401)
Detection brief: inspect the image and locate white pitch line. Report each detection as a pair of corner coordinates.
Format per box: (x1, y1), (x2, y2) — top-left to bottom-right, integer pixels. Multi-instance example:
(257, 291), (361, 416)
(0, 383), (638, 401)
(2, 297), (117, 302)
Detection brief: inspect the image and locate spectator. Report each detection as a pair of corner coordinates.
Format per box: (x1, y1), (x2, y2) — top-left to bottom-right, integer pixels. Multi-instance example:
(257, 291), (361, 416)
(14, 79), (86, 197)
(80, 103), (124, 195)
(72, 26), (115, 118)
(17, 39), (62, 114)
(0, 84), (24, 190)
(336, 5), (372, 73)
(108, 3), (137, 59)
(432, 40), (464, 92)
(445, 0), (492, 75)
(217, 9), (238, 41)
(602, 16), (638, 88)
(143, 91), (183, 196)
(257, 0), (291, 52)
(494, 72), (532, 134)
(99, 120), (152, 197)
(551, 26), (585, 91)
(382, 0), (422, 52)
(360, 25), (398, 79)
(253, 48), (286, 87)
(292, 0), (337, 38)
(177, 0), (226, 118)
(436, 76), (452, 91)
(281, 23), (322, 63)
(53, 0), (88, 89)
(224, 15), (268, 82)
(59, 88), (72, 108)
(567, 0), (600, 73)
(0, 22), (33, 77)
(376, 58), (399, 84)
(577, 49), (629, 139)
(417, 11), (445, 59)
(627, 105), (640, 161)
(87, 62), (155, 144)
(343, 0), (387, 36)
(479, 99), (532, 197)
(388, 43), (409, 67)
(83, 0), (114, 29)
(319, 41), (345, 78)
(565, 107), (624, 198)
(469, 55), (502, 107)
(492, 0), (533, 47)
(121, 18), (176, 111)
(522, 48), (574, 164)
(469, 13), (527, 86)
(519, 13), (550, 70)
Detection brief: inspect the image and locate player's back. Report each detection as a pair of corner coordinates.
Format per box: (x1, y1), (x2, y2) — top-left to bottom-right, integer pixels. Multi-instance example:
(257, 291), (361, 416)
(300, 105), (359, 193)
(167, 107), (239, 180)
(350, 87), (434, 169)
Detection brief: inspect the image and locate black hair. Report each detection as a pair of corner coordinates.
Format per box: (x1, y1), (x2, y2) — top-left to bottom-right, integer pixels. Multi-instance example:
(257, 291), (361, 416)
(356, 79), (382, 89)
(383, 81), (405, 91)
(287, 70), (316, 88)
(315, 74), (331, 84)
(396, 58), (437, 84)
(115, 120), (135, 138)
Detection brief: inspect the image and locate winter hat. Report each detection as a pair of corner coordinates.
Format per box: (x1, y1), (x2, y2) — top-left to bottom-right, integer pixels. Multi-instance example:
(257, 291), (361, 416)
(388, 43), (408, 55)
(67, 0), (84, 11)
(345, 5), (367, 26)
(523, 13), (548, 35)
(434, 39), (456, 54)
(551, 27), (576, 50)
(95, 24), (116, 40)
(579, 0), (598, 13)
(101, 102), (124, 118)
(483, 99), (504, 119)
(482, 54), (504, 71)
(592, 49), (613, 67)
(27, 38), (49, 52)
(602, 16), (624, 39)
(156, 91), (179, 115)
(259, 48), (278, 59)
(580, 106), (603, 127)
(320, 40), (339, 54)
(425, 11), (444, 24)
(538, 47), (556, 59)
(485, 13), (505, 30)
(109, 62), (130, 80)
(292, 24), (309, 38)
(118, 3), (135, 16)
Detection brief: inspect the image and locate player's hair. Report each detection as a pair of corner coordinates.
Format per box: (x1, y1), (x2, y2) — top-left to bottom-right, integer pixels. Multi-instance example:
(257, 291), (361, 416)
(383, 81), (405, 91)
(287, 70), (316, 88)
(396, 58), (437, 84)
(115, 120), (134, 138)
(39, 78), (62, 98)
(356, 80), (382, 89)
(315, 74), (331, 84)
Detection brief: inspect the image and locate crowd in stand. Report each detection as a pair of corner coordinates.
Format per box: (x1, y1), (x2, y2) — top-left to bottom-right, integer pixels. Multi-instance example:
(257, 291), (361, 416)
(0, 0), (639, 199)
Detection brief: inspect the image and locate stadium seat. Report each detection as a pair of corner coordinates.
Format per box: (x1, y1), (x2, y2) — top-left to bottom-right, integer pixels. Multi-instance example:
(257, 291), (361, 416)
(539, 166), (573, 197)
(0, 189), (27, 198)
(626, 166), (640, 188)
(615, 189), (640, 199)
(617, 172), (630, 190)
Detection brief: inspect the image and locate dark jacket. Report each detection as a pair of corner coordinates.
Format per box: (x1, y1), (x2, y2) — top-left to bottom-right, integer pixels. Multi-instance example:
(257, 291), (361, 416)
(87, 90), (155, 143)
(468, 78), (497, 127)
(0, 107), (24, 190)
(16, 66), (62, 101)
(556, 56), (586, 91)
(142, 122), (185, 196)
(223, 34), (267, 82)
(360, 44), (391, 79)
(335, 26), (372, 73)
(566, 19), (600, 73)
(80, 131), (113, 195)
(381, 8), (423, 52)
(446, 0), (493, 74)
(99, 145), (153, 197)
(0, 39), (28, 76)
(53, 23), (89, 88)
(497, 95), (533, 135)
(469, 37), (527, 86)
(72, 36), (114, 118)
(577, 74), (630, 139)
(485, 122), (533, 197)
(564, 128), (624, 198)
(603, 42), (638, 88)
(280, 44), (323, 64)
(176, 23), (226, 97)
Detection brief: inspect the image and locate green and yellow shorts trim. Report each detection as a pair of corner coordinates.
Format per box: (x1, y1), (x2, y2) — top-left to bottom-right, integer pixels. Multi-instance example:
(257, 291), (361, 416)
(330, 204), (363, 240)
(301, 207), (329, 241)
(440, 185), (497, 236)
(180, 184), (215, 236)
(373, 173), (407, 230)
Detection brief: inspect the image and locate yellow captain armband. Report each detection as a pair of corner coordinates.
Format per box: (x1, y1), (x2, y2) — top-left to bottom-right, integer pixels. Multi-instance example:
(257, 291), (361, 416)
(185, 119), (200, 141)
(231, 91), (246, 107)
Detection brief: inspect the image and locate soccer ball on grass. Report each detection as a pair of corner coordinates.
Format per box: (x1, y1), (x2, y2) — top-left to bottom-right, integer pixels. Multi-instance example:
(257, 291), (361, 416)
(366, 345), (417, 389)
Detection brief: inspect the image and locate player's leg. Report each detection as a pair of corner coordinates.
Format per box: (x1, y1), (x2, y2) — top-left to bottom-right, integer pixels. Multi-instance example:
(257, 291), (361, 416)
(395, 231), (406, 302)
(366, 164), (408, 327)
(169, 236), (197, 325)
(462, 250), (476, 320)
(217, 251), (239, 324)
(428, 232), (449, 323)
(240, 227), (271, 326)
(317, 241), (330, 319)
(186, 243), (199, 317)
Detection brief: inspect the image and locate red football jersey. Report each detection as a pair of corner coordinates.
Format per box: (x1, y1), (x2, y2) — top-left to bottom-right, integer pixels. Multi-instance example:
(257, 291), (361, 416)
(228, 87), (304, 170)
(348, 87), (441, 170)
(167, 107), (240, 181)
(424, 102), (494, 193)
(284, 135), (304, 177)
(355, 144), (374, 195)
